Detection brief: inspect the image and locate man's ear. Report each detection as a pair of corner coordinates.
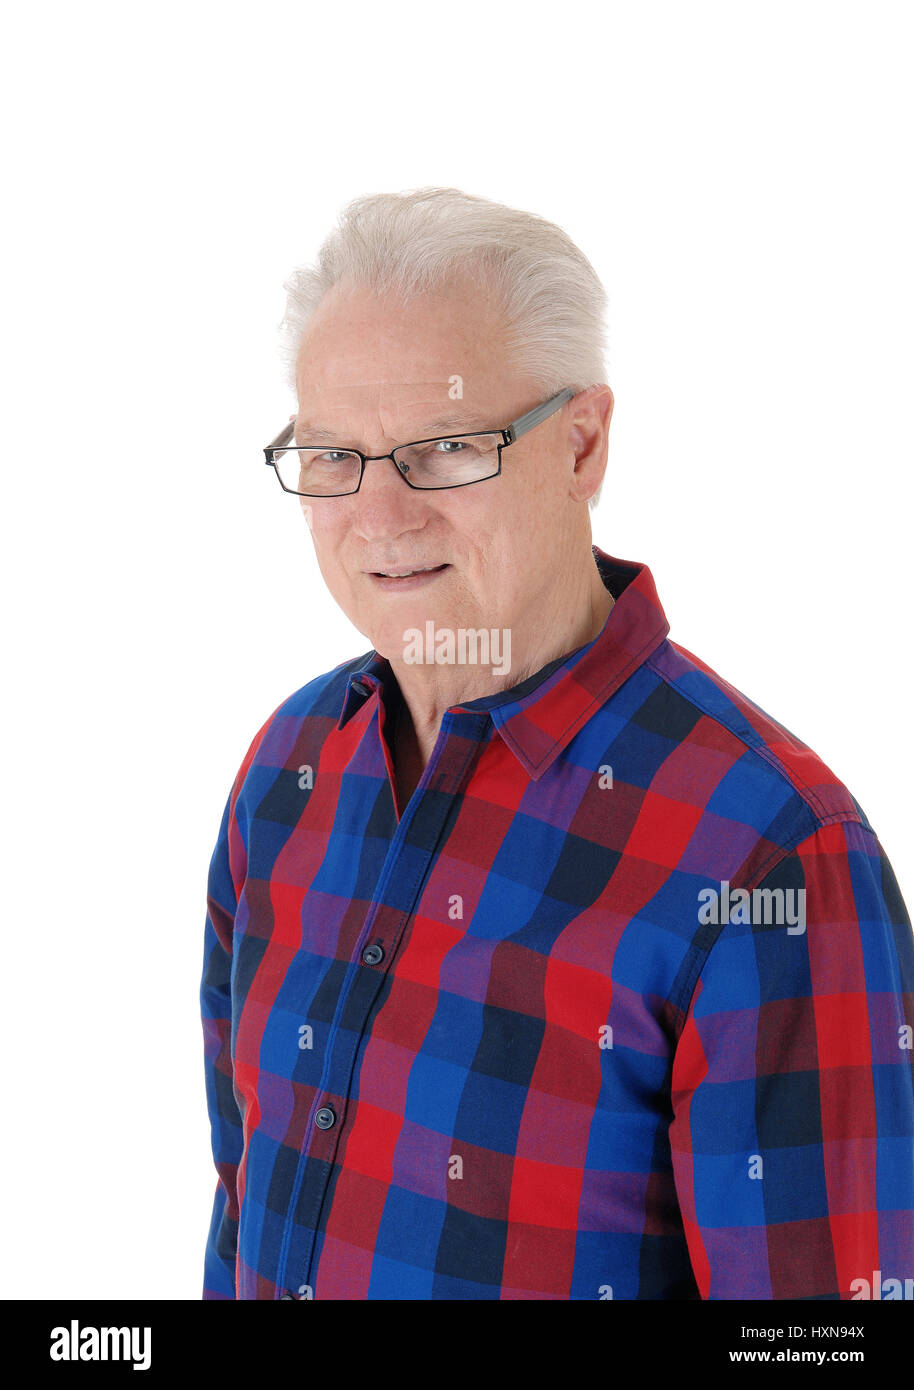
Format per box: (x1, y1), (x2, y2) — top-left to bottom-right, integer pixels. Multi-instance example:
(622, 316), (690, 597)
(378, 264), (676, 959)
(568, 385), (613, 501)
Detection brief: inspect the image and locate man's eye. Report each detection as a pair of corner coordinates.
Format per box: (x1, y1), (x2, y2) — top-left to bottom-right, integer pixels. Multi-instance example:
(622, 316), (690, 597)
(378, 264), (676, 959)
(433, 439), (467, 452)
(318, 450), (351, 463)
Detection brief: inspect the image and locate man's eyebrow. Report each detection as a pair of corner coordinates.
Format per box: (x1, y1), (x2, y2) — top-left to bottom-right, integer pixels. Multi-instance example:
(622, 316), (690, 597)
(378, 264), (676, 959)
(294, 413), (498, 441)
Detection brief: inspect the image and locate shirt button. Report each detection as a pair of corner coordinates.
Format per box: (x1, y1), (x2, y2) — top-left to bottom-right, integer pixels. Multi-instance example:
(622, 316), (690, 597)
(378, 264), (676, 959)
(279, 1293), (295, 1300)
(362, 944), (384, 965)
(351, 680), (370, 695)
(314, 1106), (336, 1129)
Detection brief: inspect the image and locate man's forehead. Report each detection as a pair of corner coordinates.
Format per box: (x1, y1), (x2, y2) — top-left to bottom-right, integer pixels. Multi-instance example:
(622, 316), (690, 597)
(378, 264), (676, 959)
(293, 378), (499, 434)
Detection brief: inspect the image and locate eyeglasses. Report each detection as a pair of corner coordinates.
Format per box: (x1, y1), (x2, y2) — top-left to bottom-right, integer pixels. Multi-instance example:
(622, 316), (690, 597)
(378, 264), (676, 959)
(262, 387), (575, 496)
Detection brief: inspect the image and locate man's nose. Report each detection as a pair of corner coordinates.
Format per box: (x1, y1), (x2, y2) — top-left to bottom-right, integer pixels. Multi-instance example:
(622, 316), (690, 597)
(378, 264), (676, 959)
(351, 447), (430, 539)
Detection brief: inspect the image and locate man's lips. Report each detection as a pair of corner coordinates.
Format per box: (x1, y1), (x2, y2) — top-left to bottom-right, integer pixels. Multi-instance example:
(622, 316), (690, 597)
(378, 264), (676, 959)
(366, 563), (450, 578)
(365, 563), (451, 590)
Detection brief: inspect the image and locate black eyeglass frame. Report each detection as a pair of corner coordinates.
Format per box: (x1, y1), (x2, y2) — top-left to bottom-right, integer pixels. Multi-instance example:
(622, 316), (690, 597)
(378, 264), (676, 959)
(262, 387), (576, 496)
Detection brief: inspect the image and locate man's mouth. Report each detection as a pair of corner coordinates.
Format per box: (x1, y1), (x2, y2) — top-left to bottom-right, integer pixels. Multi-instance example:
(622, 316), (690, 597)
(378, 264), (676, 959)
(368, 563), (450, 579)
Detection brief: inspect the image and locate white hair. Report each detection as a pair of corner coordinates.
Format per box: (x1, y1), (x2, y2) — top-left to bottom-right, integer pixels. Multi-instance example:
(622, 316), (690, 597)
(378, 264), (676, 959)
(278, 186), (610, 509)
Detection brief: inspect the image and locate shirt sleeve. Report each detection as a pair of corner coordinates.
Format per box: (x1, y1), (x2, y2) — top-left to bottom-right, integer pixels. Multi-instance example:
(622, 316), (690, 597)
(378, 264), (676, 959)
(200, 781), (245, 1300)
(669, 817), (914, 1299)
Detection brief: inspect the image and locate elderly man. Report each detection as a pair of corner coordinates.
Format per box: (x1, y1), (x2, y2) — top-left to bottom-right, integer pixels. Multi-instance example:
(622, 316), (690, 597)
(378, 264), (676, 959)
(201, 187), (914, 1301)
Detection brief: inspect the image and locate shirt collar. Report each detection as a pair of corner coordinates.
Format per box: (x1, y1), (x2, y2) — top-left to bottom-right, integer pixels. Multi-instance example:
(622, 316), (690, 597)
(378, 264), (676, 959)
(337, 545), (670, 779)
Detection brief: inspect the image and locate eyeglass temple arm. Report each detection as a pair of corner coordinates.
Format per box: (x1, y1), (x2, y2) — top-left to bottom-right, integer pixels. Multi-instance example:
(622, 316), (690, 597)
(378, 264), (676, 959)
(265, 420), (296, 453)
(504, 388), (575, 444)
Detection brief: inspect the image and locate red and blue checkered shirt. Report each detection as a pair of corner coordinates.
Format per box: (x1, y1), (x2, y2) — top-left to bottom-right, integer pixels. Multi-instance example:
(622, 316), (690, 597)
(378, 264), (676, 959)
(201, 547), (914, 1299)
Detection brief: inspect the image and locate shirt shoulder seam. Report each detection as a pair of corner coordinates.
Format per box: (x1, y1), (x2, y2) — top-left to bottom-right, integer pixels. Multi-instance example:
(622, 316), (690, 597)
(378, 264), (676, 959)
(644, 649), (865, 832)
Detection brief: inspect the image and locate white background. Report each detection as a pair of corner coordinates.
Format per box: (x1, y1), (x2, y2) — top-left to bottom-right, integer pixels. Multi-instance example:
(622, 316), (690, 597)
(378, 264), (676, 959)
(1, 0), (911, 1299)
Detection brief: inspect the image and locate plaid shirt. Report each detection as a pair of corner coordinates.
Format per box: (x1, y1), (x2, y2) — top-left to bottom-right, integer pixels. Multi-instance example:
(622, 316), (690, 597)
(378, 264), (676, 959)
(201, 547), (914, 1300)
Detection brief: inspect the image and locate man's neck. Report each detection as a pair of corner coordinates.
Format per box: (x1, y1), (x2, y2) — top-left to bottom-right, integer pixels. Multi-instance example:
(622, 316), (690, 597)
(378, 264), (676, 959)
(388, 552), (614, 770)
